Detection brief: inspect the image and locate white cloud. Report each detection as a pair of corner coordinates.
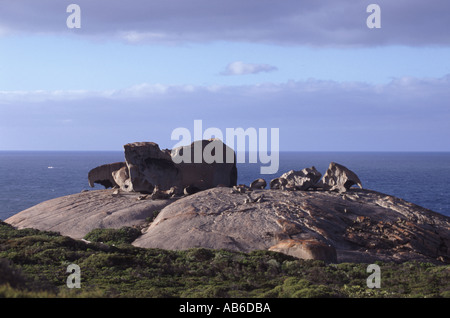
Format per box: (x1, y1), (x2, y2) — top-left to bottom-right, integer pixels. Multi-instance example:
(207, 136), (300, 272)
(0, 89), (110, 104)
(1, 75), (450, 151)
(0, 0), (449, 46)
(118, 31), (169, 43)
(221, 61), (278, 76)
(1, 75), (449, 104)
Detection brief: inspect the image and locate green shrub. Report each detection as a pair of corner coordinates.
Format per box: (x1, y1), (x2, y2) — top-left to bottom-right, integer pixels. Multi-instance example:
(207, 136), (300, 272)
(83, 227), (141, 245)
(263, 277), (338, 298)
(0, 258), (26, 288)
(1, 221), (450, 298)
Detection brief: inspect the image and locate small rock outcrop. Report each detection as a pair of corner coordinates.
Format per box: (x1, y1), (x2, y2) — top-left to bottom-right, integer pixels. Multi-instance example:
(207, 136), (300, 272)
(269, 239), (337, 263)
(270, 177), (288, 189)
(112, 166), (132, 191)
(319, 162), (363, 192)
(250, 178), (267, 189)
(279, 166), (322, 191)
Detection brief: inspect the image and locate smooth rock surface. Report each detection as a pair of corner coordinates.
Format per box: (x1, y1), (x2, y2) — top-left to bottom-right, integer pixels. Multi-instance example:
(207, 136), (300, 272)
(5, 190), (174, 240)
(132, 187), (450, 264)
(5, 184), (450, 264)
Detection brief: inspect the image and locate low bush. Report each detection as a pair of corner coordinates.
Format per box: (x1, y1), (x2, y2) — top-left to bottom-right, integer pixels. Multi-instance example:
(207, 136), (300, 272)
(83, 227), (142, 245)
(0, 221), (449, 298)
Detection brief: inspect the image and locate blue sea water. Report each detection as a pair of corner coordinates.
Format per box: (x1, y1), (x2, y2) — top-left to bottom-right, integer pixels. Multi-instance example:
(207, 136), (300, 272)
(0, 151), (449, 221)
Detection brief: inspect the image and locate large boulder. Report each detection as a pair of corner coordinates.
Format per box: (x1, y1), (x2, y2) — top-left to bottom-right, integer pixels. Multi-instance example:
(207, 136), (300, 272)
(171, 139), (237, 191)
(88, 162), (126, 188)
(124, 142), (180, 193)
(319, 162), (363, 193)
(121, 139), (237, 194)
(89, 139), (237, 194)
(279, 166), (322, 191)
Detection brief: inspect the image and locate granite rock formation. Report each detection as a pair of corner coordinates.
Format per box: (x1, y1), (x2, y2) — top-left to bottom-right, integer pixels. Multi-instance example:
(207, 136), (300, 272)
(269, 177), (288, 190)
(279, 166), (322, 191)
(88, 162), (126, 188)
(171, 139), (238, 192)
(123, 142), (180, 193)
(250, 178), (267, 189)
(5, 156), (450, 264)
(5, 189), (172, 240)
(319, 162), (363, 192)
(88, 140), (237, 194)
(132, 187), (450, 264)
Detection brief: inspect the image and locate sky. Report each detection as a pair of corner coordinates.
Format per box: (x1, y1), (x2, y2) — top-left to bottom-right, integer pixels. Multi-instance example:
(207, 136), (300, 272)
(0, 0), (450, 151)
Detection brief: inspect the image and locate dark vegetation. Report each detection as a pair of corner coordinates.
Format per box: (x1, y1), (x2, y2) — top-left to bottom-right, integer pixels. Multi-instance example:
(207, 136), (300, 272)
(0, 221), (449, 298)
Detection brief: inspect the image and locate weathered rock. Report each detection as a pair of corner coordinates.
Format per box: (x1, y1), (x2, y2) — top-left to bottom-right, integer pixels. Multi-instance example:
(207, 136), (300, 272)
(184, 185), (201, 196)
(150, 185), (170, 200)
(231, 184), (250, 194)
(132, 187), (450, 264)
(118, 139), (237, 194)
(250, 178), (267, 189)
(269, 177), (288, 189)
(172, 139), (237, 190)
(279, 166), (322, 191)
(244, 192), (265, 204)
(6, 163), (450, 264)
(112, 166), (132, 191)
(269, 239), (337, 263)
(319, 162), (363, 192)
(124, 142), (180, 193)
(5, 190), (175, 240)
(88, 162), (126, 188)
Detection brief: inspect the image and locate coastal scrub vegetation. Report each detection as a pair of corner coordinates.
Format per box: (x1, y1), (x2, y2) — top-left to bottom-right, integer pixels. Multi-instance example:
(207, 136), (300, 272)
(0, 221), (449, 298)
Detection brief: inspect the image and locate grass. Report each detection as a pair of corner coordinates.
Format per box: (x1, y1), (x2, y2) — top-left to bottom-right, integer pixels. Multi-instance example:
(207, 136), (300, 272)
(0, 221), (449, 298)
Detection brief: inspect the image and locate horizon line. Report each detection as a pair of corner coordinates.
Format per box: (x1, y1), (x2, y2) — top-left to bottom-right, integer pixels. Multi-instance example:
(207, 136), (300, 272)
(1, 149), (450, 153)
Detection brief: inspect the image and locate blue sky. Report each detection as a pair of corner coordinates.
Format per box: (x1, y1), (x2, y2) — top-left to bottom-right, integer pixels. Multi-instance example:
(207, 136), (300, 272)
(1, 0), (450, 151)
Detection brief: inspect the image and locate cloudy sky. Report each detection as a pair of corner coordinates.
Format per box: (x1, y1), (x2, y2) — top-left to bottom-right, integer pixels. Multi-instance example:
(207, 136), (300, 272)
(1, 0), (450, 151)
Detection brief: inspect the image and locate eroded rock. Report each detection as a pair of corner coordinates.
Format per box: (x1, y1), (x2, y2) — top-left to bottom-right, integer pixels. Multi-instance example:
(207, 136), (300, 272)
(279, 166), (322, 191)
(124, 142), (180, 193)
(88, 162), (126, 188)
(319, 162), (363, 193)
(269, 238), (337, 263)
(112, 166), (132, 191)
(250, 178), (267, 190)
(172, 139), (237, 191)
(270, 177), (288, 189)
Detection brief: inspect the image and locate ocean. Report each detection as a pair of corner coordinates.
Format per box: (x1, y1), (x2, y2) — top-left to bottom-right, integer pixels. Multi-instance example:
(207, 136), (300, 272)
(0, 151), (449, 221)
